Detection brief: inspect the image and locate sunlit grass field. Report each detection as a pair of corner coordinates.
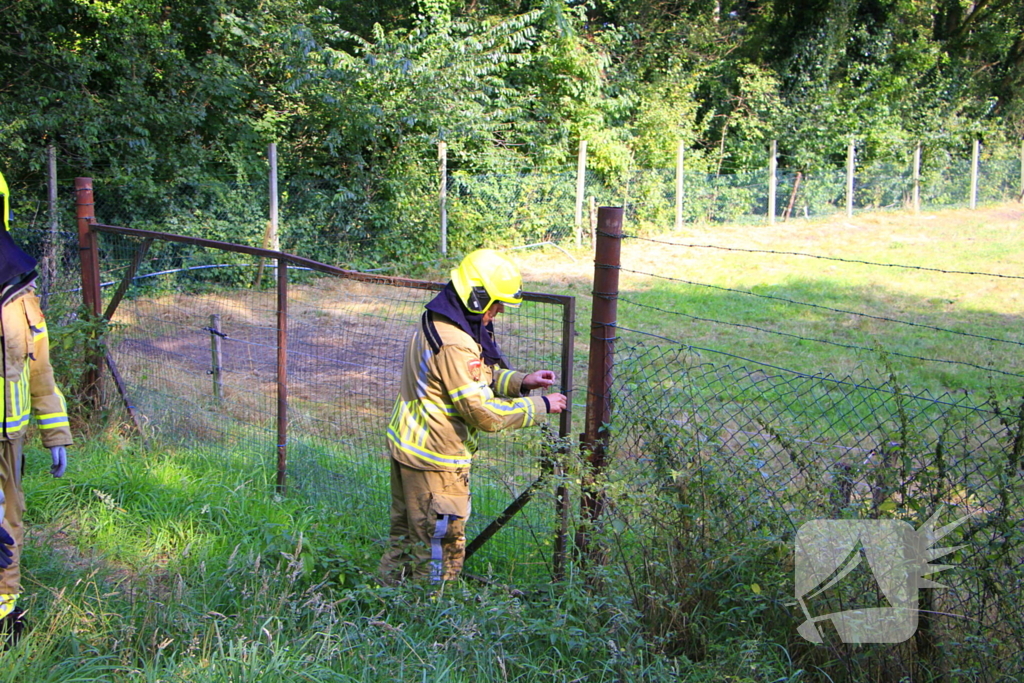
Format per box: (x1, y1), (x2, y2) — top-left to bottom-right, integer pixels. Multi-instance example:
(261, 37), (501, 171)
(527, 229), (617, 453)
(520, 204), (1024, 397)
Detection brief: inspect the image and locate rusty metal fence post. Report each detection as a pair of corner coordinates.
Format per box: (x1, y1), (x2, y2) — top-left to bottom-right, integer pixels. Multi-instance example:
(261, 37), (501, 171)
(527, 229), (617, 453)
(75, 178), (103, 406)
(575, 206), (623, 564)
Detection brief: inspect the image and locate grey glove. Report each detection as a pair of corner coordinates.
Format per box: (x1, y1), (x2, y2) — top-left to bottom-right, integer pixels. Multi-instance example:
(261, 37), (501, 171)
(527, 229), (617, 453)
(50, 446), (67, 478)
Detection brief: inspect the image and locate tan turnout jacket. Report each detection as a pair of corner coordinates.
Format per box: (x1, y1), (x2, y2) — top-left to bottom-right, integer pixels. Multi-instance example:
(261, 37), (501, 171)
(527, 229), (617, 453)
(1, 285), (72, 447)
(387, 311), (547, 471)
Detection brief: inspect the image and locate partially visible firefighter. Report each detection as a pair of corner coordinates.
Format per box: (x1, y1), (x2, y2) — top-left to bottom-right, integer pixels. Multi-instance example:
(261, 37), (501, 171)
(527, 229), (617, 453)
(0, 170), (73, 646)
(379, 248), (567, 584)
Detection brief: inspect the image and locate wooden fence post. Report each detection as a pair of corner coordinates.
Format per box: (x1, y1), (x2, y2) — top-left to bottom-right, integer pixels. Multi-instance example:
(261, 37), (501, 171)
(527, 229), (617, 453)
(268, 143), (279, 253)
(589, 196), (597, 252)
(575, 140), (587, 248)
(912, 142), (921, 214)
(1019, 138), (1024, 202)
(846, 138), (856, 218)
(210, 314), (224, 400)
(970, 139), (980, 210)
(768, 139), (777, 225)
(675, 141), (685, 231)
(439, 140), (448, 256)
(41, 145), (59, 309)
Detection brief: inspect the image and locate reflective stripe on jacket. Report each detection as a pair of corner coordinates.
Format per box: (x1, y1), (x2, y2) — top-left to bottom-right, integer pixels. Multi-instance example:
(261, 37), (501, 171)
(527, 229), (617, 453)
(387, 311), (546, 471)
(2, 288), (72, 446)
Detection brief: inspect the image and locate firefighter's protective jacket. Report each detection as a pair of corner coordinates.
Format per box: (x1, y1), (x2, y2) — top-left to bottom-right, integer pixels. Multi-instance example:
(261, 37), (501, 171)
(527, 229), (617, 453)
(1, 284), (72, 447)
(387, 311), (547, 471)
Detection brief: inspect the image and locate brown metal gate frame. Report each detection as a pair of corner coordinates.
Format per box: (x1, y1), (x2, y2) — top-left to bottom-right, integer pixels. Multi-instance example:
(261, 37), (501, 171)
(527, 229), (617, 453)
(74, 177), (576, 573)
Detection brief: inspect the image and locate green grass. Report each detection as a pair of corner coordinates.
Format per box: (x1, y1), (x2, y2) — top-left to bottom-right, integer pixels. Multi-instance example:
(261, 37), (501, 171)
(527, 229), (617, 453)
(12, 434), (742, 682)
(17, 401), (1007, 681)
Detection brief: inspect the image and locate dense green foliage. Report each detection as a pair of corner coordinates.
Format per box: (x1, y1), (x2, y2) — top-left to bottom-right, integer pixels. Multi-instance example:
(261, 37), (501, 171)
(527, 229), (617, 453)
(3, 0), (1023, 260)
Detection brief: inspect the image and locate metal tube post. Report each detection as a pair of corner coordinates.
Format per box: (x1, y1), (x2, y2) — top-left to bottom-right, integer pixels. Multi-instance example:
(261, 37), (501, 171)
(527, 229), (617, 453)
(552, 294), (576, 578)
(575, 206), (623, 563)
(75, 178), (102, 317)
(276, 260), (289, 493)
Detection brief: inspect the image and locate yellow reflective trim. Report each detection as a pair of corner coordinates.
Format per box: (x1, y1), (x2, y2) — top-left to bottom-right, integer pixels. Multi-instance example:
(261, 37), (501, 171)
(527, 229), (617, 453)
(0, 594), (19, 621)
(449, 382), (483, 401)
(421, 399), (458, 416)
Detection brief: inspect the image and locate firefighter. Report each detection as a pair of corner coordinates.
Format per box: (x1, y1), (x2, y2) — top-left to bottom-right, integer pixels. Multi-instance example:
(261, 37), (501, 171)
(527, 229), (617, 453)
(380, 249), (567, 584)
(0, 171), (73, 644)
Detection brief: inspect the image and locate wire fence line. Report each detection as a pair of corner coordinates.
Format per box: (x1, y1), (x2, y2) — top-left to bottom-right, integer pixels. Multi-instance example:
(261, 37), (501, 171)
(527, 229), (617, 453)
(619, 298), (1024, 380)
(584, 213), (1024, 678)
(619, 267), (1024, 352)
(8, 140), (1024, 267)
(621, 235), (1024, 281)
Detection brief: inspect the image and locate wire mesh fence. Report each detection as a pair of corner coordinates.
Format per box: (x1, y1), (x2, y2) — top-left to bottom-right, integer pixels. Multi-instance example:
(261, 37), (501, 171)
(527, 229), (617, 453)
(25, 202), (576, 582)
(582, 221), (1024, 677)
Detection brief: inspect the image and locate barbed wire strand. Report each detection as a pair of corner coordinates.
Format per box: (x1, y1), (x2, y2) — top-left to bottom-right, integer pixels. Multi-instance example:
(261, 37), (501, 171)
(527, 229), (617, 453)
(619, 267), (1024, 349)
(620, 298), (1024, 379)
(620, 235), (1024, 281)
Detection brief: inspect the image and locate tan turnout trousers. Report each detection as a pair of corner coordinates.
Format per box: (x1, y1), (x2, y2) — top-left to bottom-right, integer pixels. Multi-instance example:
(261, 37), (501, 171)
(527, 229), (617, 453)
(0, 438), (26, 595)
(379, 459), (471, 584)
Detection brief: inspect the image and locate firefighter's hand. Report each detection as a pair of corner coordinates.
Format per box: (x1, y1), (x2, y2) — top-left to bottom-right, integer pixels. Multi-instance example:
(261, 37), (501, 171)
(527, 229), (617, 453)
(50, 446), (67, 478)
(544, 393), (567, 414)
(522, 370), (556, 391)
(0, 527), (13, 569)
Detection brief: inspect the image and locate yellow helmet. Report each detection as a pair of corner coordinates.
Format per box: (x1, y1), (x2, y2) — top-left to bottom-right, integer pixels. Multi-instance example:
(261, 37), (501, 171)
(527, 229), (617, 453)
(451, 249), (524, 314)
(0, 170), (8, 231)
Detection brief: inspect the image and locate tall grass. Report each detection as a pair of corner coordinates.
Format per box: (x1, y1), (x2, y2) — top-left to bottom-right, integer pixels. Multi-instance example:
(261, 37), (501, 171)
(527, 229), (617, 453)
(15, 434), (718, 682)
